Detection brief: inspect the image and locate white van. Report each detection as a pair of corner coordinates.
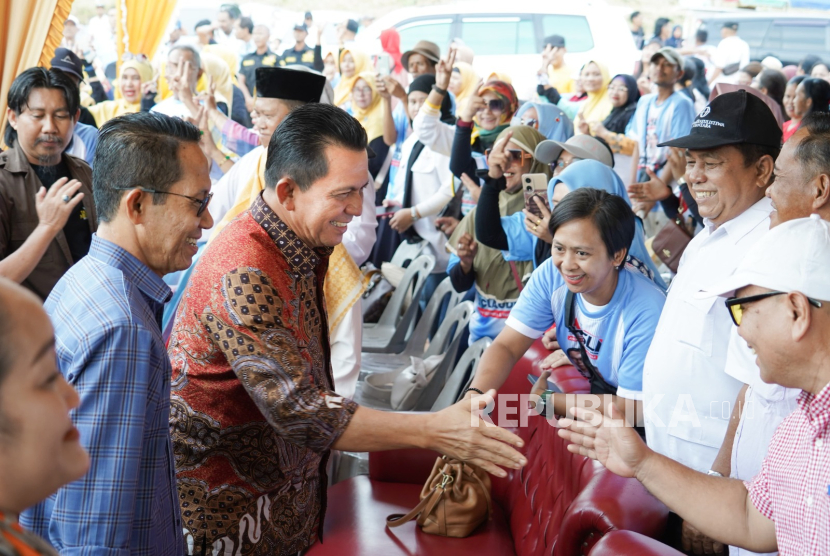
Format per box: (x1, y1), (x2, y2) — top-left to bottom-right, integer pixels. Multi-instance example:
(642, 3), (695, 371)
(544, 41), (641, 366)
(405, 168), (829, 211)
(358, 0), (640, 100)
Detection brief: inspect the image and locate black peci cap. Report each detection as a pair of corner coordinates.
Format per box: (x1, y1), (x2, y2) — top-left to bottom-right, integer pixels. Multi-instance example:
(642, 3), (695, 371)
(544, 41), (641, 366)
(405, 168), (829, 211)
(658, 90), (782, 150)
(255, 67), (325, 103)
(544, 34), (566, 48)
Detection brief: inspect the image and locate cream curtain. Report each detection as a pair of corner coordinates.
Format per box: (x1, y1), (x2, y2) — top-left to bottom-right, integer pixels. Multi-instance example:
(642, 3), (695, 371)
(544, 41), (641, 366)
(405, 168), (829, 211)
(115, 0), (176, 62)
(0, 0), (73, 147)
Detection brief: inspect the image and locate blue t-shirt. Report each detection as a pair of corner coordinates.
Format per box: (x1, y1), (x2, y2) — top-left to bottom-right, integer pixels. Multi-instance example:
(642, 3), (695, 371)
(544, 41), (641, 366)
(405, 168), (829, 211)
(506, 261), (665, 399)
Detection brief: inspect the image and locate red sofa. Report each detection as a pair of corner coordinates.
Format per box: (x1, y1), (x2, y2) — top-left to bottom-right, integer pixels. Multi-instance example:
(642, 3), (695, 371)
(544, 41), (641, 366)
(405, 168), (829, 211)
(307, 340), (674, 556)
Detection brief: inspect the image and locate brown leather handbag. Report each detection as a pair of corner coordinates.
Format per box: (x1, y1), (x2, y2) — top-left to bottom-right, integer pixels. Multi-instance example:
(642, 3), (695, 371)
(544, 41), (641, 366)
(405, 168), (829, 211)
(386, 456), (492, 537)
(652, 216), (693, 274)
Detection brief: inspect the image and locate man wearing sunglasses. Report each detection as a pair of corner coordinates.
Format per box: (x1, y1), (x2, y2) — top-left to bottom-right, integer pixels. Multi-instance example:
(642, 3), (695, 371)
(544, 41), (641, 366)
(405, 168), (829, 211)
(21, 112), (212, 555)
(558, 215), (830, 555)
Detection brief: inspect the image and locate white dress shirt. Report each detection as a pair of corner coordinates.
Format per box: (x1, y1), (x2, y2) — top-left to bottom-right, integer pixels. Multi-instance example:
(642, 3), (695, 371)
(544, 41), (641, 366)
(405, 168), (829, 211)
(643, 197), (773, 472)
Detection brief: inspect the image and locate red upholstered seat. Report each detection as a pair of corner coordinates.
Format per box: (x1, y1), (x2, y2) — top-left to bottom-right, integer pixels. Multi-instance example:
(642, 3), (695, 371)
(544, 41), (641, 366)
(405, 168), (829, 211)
(307, 339), (672, 556)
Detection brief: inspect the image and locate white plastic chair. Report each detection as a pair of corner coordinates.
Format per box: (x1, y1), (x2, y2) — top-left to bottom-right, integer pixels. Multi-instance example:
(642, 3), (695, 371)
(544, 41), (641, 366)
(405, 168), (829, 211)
(357, 301), (474, 410)
(362, 254), (435, 354)
(390, 239), (428, 267)
(430, 338), (492, 411)
(360, 277), (464, 373)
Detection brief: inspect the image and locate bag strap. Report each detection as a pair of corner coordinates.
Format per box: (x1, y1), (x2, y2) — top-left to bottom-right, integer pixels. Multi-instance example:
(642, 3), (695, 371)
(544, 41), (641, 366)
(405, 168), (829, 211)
(508, 261), (524, 292)
(373, 146), (396, 190)
(386, 483), (445, 528)
(564, 290), (617, 395)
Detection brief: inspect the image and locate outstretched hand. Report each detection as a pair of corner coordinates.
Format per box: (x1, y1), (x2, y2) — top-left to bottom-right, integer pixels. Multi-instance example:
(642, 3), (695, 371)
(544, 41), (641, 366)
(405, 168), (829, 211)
(429, 388), (527, 477)
(435, 47), (457, 90)
(557, 402), (649, 479)
(627, 167), (671, 203)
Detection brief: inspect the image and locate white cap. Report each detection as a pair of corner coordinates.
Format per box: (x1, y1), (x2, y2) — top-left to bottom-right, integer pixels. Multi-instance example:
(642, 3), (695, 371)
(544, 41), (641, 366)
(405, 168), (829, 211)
(534, 135), (613, 168)
(761, 56), (783, 71)
(699, 214), (830, 300)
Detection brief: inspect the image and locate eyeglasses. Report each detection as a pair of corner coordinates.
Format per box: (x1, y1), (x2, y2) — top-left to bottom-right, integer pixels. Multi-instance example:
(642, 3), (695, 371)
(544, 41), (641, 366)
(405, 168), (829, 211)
(113, 186), (213, 216)
(484, 148), (534, 164)
(725, 291), (823, 326)
(477, 99), (505, 113)
(121, 52), (149, 62)
(551, 156), (583, 171)
(520, 117), (538, 128)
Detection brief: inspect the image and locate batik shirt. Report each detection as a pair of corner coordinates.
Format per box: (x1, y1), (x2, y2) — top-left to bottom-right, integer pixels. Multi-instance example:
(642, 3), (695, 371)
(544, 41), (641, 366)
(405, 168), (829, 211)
(168, 194), (358, 556)
(0, 512), (57, 556)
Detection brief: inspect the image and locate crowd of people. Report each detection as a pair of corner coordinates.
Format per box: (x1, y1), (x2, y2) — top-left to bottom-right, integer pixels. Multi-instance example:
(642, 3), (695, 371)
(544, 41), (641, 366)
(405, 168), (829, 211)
(0, 4), (829, 555)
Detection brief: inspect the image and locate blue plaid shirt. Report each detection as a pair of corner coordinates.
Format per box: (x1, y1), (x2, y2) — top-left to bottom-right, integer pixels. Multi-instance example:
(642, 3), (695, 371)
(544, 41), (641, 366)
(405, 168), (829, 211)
(21, 235), (184, 556)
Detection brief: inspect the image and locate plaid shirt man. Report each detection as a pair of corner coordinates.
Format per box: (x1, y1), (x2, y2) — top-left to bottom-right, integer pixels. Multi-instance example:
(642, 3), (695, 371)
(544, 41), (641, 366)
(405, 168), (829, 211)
(21, 235), (184, 555)
(746, 382), (830, 554)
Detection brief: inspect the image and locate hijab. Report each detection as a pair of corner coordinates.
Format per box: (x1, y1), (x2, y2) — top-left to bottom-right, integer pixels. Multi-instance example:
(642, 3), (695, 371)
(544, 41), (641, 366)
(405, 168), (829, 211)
(409, 74), (454, 124)
(578, 60), (613, 127)
(203, 44), (240, 85)
(334, 48), (370, 107)
(452, 62), (478, 107)
(351, 71), (384, 142)
(547, 159), (667, 290)
(198, 52), (234, 111)
(380, 29), (403, 73)
(602, 74), (640, 134)
(495, 125), (552, 180)
(511, 102), (574, 142)
(88, 59), (153, 126)
(473, 80), (518, 150)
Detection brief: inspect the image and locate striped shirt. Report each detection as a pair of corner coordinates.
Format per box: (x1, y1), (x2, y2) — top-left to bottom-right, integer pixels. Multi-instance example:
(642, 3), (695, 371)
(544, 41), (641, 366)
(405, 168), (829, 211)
(21, 235), (184, 556)
(746, 382), (830, 555)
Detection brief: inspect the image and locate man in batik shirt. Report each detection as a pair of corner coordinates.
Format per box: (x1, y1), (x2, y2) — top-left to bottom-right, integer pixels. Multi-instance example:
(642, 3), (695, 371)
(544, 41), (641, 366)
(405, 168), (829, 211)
(168, 103), (527, 555)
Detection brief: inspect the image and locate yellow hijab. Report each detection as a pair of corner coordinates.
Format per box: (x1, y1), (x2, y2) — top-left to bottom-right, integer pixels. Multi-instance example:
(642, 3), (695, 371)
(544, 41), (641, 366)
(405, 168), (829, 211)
(198, 52), (234, 111)
(203, 44), (240, 86)
(453, 62), (478, 107)
(88, 60), (153, 127)
(334, 49), (370, 107)
(208, 149), (366, 330)
(350, 72), (384, 142)
(577, 60), (613, 130)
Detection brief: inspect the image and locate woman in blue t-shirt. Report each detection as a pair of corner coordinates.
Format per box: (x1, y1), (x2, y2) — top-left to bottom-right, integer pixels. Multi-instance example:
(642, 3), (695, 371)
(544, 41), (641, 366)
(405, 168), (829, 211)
(464, 187), (666, 420)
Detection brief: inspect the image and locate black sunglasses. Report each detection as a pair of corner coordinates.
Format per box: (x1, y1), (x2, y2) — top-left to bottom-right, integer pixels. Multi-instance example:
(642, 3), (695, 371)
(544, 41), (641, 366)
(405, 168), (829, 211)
(113, 186), (213, 216)
(724, 291), (823, 326)
(478, 99), (505, 113)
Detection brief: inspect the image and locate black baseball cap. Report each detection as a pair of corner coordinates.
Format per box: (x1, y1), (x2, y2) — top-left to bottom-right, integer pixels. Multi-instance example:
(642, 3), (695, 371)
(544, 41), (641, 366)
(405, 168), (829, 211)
(658, 90), (782, 150)
(293, 23), (308, 32)
(544, 34), (565, 48)
(51, 48), (85, 81)
(722, 21), (739, 30)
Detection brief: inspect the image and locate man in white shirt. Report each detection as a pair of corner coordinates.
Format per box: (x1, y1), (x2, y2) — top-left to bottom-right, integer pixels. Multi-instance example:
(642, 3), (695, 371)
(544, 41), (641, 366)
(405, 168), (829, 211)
(709, 22), (751, 86)
(151, 46), (203, 119)
(642, 90), (782, 553)
(707, 112), (830, 556)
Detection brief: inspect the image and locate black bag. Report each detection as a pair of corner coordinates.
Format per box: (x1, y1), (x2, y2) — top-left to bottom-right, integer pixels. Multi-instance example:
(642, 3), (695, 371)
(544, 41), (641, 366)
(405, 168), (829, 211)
(722, 62), (741, 76)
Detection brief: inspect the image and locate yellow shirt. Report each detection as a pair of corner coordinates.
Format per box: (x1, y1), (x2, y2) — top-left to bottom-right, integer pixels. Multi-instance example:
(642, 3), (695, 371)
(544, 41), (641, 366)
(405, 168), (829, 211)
(548, 64), (574, 94)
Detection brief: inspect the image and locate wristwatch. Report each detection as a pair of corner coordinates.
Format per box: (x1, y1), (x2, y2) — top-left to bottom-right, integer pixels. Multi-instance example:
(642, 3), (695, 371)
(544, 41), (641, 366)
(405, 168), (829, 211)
(432, 84), (447, 95)
(707, 470), (724, 477)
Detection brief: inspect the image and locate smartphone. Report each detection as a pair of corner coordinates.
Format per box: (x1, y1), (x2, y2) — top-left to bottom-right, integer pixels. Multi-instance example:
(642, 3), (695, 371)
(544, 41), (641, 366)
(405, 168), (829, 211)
(374, 53), (392, 77)
(526, 374), (562, 393)
(376, 205), (398, 218)
(522, 173), (549, 218)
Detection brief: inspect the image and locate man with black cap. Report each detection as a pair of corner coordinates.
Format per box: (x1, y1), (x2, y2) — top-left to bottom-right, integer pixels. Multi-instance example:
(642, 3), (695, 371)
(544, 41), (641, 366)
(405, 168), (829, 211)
(537, 34), (574, 101)
(708, 22), (750, 86)
(49, 47), (100, 166)
(279, 22), (315, 68)
(627, 46), (694, 197)
(337, 18), (359, 46)
(207, 66), (328, 238)
(639, 90), (781, 553)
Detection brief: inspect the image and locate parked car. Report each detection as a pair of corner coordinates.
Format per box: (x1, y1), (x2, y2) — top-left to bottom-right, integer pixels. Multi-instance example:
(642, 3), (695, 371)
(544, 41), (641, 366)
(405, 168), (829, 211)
(694, 11), (830, 67)
(358, 0), (639, 100)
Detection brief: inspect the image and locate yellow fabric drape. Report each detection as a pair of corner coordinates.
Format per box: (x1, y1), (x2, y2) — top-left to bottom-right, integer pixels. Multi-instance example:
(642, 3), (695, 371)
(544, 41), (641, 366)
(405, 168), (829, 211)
(116, 0), (175, 65)
(333, 48), (370, 107)
(350, 71), (384, 143)
(207, 148), (365, 329)
(0, 0), (73, 147)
